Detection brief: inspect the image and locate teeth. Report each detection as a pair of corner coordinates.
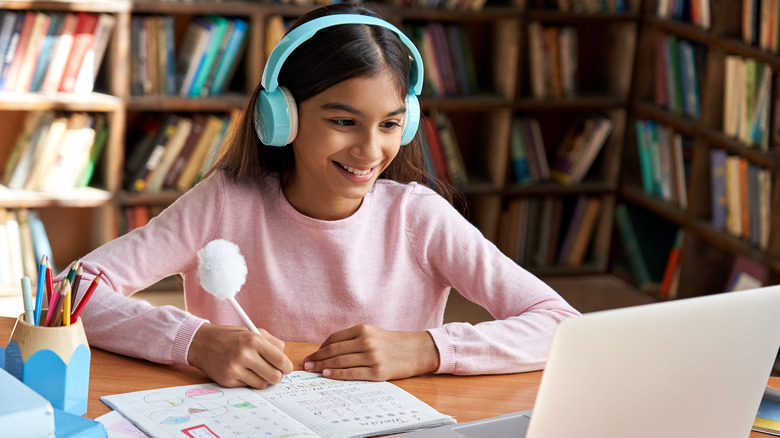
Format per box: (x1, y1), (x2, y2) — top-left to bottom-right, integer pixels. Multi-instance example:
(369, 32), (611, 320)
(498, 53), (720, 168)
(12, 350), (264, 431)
(341, 164), (370, 176)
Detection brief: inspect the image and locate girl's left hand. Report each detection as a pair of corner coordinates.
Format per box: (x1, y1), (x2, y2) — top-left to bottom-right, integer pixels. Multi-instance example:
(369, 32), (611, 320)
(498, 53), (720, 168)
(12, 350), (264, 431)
(302, 324), (440, 381)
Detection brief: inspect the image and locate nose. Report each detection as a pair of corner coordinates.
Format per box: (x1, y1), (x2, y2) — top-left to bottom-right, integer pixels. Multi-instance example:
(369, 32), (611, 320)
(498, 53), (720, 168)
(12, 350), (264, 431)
(350, 127), (383, 162)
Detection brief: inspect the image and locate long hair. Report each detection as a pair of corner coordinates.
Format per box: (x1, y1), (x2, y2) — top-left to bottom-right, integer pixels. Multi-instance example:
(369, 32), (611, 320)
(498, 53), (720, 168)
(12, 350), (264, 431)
(211, 3), (453, 202)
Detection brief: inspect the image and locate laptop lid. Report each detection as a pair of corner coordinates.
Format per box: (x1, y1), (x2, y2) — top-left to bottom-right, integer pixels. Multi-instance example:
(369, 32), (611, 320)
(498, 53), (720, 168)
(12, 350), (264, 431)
(526, 285), (780, 438)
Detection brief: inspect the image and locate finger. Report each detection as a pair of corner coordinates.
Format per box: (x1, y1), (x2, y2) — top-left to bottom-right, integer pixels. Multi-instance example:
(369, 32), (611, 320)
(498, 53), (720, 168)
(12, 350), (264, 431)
(305, 351), (368, 373)
(320, 366), (381, 381)
(255, 340), (295, 376)
(257, 328), (286, 351)
(305, 336), (364, 363)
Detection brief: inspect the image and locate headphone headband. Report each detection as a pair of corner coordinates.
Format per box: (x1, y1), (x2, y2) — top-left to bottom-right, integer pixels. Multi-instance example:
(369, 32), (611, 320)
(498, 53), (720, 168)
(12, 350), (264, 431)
(261, 14), (424, 96)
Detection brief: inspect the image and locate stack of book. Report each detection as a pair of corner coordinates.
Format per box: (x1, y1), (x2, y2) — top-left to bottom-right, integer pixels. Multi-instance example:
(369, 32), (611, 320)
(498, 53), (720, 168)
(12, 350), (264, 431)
(497, 195), (601, 269)
(124, 111), (238, 193)
(654, 34), (704, 120)
(656, 0), (711, 29)
(409, 23), (478, 98)
(0, 11), (115, 94)
(549, 114), (613, 184)
(0, 209), (53, 293)
(709, 149), (772, 249)
(418, 110), (468, 188)
(634, 119), (692, 209)
(743, 0), (780, 52)
(131, 14), (248, 97)
(404, 0), (489, 12)
(722, 55), (772, 150)
(528, 0), (627, 12)
(509, 116), (549, 184)
(1, 111), (108, 192)
(527, 22), (578, 99)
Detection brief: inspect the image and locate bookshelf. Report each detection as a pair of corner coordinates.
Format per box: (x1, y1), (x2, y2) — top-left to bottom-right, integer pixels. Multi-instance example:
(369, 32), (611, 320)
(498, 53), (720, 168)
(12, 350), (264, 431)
(0, 0), (643, 295)
(616, 0), (780, 299)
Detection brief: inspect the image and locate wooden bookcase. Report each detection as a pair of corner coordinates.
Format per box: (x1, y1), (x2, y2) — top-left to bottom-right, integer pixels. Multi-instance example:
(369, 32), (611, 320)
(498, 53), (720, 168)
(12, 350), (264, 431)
(616, 0), (780, 298)
(0, 0), (642, 295)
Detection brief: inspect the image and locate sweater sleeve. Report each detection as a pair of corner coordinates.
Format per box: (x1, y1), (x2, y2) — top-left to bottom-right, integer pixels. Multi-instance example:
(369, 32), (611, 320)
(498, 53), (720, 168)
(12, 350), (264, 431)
(65, 173), (227, 365)
(406, 187), (581, 375)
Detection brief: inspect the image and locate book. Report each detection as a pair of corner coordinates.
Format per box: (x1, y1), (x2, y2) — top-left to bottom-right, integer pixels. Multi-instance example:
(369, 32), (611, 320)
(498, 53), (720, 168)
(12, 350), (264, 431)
(0, 12), (19, 86)
(509, 118), (531, 183)
(23, 115), (69, 190)
(209, 17), (247, 95)
(175, 114), (225, 192)
(29, 12), (64, 92)
(101, 371), (454, 438)
(0, 367), (55, 438)
(73, 13), (116, 94)
(709, 149), (728, 230)
(4, 210), (24, 288)
(754, 386), (780, 436)
(16, 209), (38, 280)
(144, 116), (194, 193)
(551, 115), (612, 184)
(566, 196), (601, 267)
(38, 113), (96, 192)
(0, 209), (14, 287)
(659, 229), (683, 300)
(14, 12), (51, 93)
(3, 11), (35, 91)
(176, 16), (215, 97)
(726, 255), (766, 292)
(26, 210), (54, 272)
(189, 14), (229, 97)
(0, 12), (24, 89)
(76, 114), (108, 187)
(128, 115), (179, 192)
(40, 12), (78, 93)
(58, 12), (99, 92)
(614, 204), (677, 291)
(432, 110), (468, 187)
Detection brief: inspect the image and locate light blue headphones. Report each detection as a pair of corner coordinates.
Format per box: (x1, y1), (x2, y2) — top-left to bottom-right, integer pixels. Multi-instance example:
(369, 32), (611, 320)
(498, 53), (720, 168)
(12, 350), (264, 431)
(253, 14), (424, 147)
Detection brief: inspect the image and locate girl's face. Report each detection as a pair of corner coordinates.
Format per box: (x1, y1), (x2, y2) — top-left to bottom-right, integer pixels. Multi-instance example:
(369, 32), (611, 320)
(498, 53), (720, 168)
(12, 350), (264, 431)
(284, 67), (407, 220)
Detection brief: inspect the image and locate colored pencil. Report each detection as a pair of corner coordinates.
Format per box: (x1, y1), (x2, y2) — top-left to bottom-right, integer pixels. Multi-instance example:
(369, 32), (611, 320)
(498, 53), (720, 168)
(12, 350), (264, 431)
(33, 255), (45, 325)
(45, 257), (54, 305)
(21, 276), (34, 324)
(71, 273), (101, 322)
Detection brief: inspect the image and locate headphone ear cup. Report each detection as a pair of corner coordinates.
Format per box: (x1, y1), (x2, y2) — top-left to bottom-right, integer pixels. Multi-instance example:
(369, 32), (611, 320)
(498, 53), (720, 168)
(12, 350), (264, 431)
(400, 94), (420, 146)
(254, 86), (298, 146)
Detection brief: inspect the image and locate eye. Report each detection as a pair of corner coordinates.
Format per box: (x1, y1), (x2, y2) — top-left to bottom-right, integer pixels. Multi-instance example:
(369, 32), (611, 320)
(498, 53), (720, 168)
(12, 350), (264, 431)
(381, 121), (402, 130)
(330, 119), (355, 128)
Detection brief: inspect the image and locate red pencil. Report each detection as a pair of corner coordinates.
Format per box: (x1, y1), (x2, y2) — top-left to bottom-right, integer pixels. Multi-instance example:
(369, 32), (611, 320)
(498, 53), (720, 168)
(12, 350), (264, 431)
(45, 256), (54, 304)
(71, 272), (102, 322)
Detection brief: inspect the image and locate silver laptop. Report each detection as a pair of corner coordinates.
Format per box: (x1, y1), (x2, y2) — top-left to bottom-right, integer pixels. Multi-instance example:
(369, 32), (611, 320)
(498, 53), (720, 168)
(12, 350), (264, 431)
(400, 284), (780, 438)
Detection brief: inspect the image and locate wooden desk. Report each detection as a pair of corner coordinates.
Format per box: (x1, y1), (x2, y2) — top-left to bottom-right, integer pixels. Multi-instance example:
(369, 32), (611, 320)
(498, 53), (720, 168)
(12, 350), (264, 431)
(1, 316), (777, 437)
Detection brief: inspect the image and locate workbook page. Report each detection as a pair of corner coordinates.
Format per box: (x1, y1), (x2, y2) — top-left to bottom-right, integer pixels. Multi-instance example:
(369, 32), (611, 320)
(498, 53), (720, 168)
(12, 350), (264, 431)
(102, 382), (319, 438)
(261, 371), (455, 438)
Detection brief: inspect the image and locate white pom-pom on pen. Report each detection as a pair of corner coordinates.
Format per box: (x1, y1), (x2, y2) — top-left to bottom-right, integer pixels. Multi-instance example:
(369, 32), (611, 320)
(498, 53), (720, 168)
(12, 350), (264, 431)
(197, 239), (259, 334)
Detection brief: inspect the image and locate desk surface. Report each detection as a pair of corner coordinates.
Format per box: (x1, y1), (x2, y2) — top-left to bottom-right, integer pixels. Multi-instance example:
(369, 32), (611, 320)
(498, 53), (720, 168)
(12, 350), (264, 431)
(1, 316), (777, 437)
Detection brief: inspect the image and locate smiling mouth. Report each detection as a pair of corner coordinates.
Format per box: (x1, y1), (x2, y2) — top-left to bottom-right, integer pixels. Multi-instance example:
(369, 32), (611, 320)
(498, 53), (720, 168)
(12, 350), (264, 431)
(337, 162), (373, 176)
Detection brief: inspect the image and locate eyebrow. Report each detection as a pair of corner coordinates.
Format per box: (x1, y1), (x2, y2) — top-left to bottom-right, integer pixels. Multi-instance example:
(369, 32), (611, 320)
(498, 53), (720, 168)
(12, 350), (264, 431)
(320, 102), (406, 117)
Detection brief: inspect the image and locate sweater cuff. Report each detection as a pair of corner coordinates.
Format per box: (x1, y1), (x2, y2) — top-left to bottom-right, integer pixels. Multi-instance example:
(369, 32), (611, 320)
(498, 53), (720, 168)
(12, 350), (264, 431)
(427, 327), (455, 374)
(172, 317), (209, 365)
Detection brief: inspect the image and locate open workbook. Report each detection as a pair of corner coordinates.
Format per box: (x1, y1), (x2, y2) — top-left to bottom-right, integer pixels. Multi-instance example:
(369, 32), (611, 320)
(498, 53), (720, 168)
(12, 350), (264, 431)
(101, 371), (455, 438)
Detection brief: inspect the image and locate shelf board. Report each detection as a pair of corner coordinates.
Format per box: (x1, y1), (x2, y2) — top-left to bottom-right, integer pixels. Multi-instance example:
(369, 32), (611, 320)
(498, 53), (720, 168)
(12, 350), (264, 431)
(420, 94), (511, 111)
(514, 95), (627, 110)
(688, 218), (780, 275)
(524, 9), (639, 23)
(130, 0), (260, 15)
(504, 181), (616, 196)
(644, 16), (712, 44)
(0, 0), (129, 12)
(117, 191), (182, 206)
(400, 5), (521, 21)
(632, 100), (701, 135)
(126, 94), (247, 112)
(531, 263), (607, 276)
(0, 186), (112, 208)
(0, 92), (122, 111)
(619, 185), (686, 224)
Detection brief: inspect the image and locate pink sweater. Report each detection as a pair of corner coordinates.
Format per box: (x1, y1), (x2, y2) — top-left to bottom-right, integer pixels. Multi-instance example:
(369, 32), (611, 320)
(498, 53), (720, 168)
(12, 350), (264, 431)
(73, 171), (579, 375)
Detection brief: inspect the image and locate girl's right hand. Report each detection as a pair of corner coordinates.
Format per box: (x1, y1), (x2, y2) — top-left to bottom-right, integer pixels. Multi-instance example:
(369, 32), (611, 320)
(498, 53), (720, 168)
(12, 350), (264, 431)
(187, 323), (294, 389)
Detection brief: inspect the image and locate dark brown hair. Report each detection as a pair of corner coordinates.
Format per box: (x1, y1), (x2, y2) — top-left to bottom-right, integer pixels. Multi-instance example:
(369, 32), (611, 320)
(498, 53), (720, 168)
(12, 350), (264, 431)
(211, 3), (453, 202)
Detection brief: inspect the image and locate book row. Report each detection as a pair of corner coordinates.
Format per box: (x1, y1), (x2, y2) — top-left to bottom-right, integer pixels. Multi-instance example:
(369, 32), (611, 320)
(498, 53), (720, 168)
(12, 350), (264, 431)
(527, 22), (577, 99)
(0, 209), (53, 291)
(497, 195), (602, 269)
(124, 111), (238, 193)
(404, 0), (488, 11)
(0, 11), (115, 94)
(419, 110), (468, 188)
(510, 114), (613, 185)
(527, 0), (627, 13)
(709, 149), (773, 249)
(743, 0), (780, 52)
(131, 14), (248, 97)
(2, 111), (108, 192)
(409, 23), (479, 98)
(723, 55), (772, 150)
(656, 0), (711, 29)
(654, 33), (703, 120)
(634, 119), (692, 209)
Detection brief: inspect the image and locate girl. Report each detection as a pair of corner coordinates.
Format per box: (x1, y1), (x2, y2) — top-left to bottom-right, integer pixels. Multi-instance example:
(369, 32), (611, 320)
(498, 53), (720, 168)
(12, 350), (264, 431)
(68, 3), (580, 389)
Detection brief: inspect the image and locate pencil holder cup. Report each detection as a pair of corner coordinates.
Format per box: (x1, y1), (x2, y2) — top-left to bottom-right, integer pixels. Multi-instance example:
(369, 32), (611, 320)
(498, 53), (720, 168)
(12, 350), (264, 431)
(5, 313), (91, 415)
